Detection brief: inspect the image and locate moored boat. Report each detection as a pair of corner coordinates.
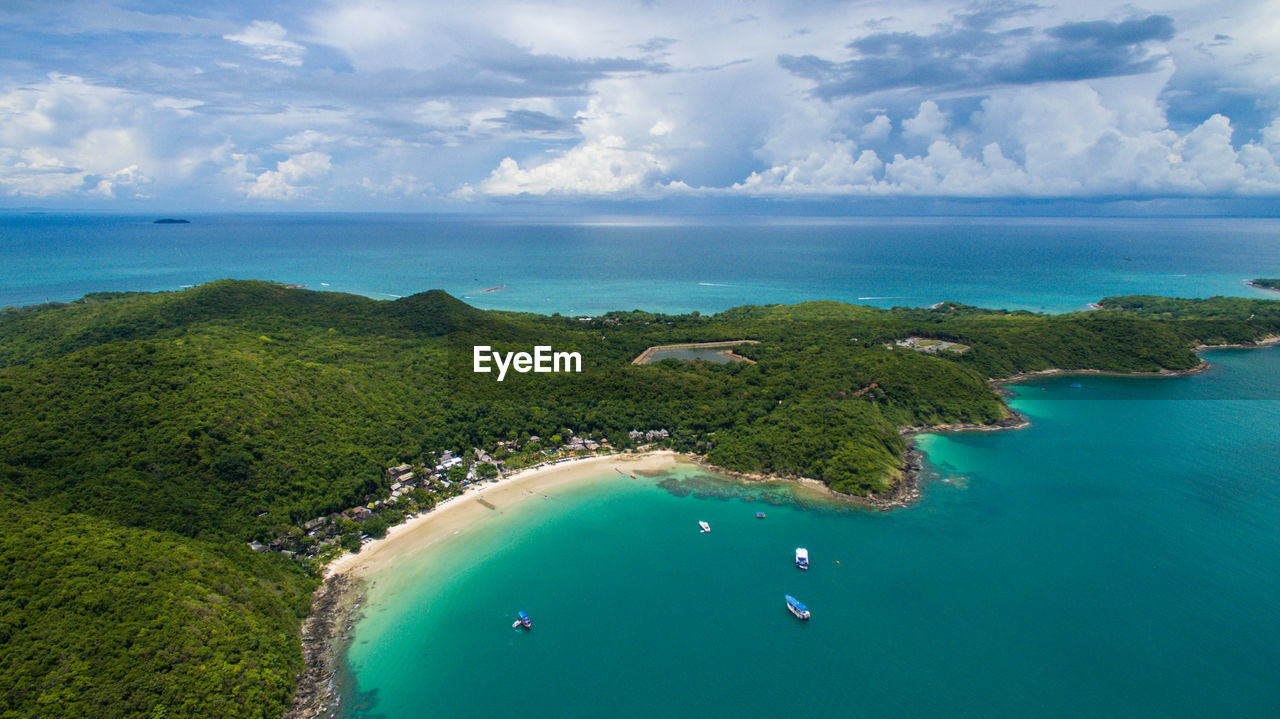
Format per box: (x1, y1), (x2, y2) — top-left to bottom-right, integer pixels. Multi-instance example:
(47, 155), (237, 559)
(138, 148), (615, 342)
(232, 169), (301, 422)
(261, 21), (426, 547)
(795, 547), (809, 570)
(698, 521), (711, 533)
(756, 512), (766, 519)
(785, 594), (810, 620)
(512, 611), (531, 629)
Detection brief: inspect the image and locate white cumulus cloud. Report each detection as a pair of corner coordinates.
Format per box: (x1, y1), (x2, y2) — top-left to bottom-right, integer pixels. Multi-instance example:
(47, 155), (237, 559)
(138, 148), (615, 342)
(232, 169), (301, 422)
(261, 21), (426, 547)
(244, 152), (332, 199)
(224, 21), (306, 67)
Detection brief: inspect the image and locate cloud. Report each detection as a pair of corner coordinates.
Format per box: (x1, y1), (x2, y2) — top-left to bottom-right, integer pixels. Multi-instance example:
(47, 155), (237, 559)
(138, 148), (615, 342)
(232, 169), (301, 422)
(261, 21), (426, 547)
(860, 114), (892, 142)
(1046, 15), (1174, 46)
(902, 101), (948, 140)
(635, 36), (677, 54)
(224, 21), (306, 67)
(475, 140), (665, 195)
(778, 13), (1177, 97)
(0, 74), (217, 199)
(723, 83), (1280, 198)
(734, 141), (884, 195)
(244, 151), (332, 199)
(954, 1), (1044, 30)
(487, 109), (580, 134)
(1, 1), (1279, 208)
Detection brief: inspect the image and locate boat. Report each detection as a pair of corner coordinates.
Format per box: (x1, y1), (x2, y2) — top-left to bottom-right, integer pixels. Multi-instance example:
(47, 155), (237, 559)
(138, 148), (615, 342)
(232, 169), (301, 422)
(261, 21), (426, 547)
(786, 594), (810, 620)
(629, 473), (636, 479)
(698, 521), (711, 533)
(756, 512), (766, 519)
(512, 611), (531, 629)
(795, 547), (809, 570)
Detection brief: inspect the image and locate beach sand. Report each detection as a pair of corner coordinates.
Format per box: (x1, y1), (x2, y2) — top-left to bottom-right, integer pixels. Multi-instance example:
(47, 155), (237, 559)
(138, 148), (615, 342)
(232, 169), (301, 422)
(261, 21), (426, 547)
(325, 451), (683, 580)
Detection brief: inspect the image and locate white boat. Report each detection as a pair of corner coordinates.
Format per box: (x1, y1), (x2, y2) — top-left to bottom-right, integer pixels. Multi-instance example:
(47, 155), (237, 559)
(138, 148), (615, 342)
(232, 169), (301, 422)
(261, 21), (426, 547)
(795, 547), (809, 569)
(699, 521), (711, 533)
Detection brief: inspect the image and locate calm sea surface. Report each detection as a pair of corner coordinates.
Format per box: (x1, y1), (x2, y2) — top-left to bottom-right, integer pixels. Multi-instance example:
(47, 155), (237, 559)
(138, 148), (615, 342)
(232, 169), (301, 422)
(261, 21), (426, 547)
(342, 348), (1280, 718)
(3, 214), (1280, 313)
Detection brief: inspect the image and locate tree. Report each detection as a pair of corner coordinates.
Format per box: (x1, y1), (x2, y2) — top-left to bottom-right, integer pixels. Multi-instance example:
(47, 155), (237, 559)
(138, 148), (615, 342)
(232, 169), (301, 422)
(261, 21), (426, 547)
(362, 515), (389, 538)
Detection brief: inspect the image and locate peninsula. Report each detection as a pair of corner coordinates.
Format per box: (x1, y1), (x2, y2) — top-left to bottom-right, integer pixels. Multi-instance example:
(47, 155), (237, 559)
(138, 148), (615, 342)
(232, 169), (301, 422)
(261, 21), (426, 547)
(3, 280), (1280, 718)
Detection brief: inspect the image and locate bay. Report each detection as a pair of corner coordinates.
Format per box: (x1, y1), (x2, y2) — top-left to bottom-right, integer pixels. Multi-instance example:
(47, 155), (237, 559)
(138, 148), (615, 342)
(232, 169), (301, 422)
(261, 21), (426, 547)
(341, 347), (1280, 718)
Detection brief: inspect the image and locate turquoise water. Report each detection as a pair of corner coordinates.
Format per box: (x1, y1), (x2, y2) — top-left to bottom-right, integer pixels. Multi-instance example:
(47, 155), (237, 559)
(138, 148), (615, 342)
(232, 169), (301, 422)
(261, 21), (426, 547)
(342, 347), (1280, 718)
(5, 214), (1280, 313)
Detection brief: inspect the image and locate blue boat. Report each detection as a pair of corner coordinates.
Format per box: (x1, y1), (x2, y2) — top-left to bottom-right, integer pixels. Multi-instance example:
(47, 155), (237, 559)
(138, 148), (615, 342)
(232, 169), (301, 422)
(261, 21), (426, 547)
(756, 512), (766, 519)
(785, 594), (810, 620)
(513, 610), (531, 629)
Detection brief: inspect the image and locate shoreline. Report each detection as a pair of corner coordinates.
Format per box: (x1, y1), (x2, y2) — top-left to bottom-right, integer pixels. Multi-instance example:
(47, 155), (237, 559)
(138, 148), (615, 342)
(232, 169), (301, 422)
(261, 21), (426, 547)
(687, 456), (924, 510)
(995, 360), (1211, 384)
(323, 451), (680, 580)
(288, 339), (1280, 717)
(291, 451), (683, 718)
(283, 573), (364, 719)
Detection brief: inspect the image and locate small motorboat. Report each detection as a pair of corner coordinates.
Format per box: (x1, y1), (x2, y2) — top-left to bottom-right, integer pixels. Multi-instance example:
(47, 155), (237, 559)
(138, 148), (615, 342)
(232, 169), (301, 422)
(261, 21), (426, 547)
(512, 611), (532, 629)
(698, 521), (711, 533)
(786, 594), (810, 620)
(755, 512), (766, 519)
(795, 547), (809, 570)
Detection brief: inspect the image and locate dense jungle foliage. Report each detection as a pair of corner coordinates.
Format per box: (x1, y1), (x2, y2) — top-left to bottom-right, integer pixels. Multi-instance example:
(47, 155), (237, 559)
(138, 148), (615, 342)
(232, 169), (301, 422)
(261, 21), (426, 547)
(3, 279), (1279, 717)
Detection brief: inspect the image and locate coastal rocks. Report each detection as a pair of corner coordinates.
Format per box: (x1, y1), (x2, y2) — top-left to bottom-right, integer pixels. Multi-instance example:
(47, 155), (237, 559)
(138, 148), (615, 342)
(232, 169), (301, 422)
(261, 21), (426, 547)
(286, 573), (365, 719)
(687, 455), (918, 511)
(897, 410), (1031, 437)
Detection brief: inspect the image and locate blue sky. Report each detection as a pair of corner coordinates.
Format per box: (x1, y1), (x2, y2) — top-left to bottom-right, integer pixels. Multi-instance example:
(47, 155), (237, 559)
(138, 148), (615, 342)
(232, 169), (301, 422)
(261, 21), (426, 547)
(1, 0), (1278, 211)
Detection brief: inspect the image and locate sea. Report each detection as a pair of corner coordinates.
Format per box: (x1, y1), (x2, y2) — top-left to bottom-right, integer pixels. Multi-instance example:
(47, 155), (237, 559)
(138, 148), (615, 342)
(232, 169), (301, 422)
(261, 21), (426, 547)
(3, 213), (1280, 717)
(4, 213), (1280, 313)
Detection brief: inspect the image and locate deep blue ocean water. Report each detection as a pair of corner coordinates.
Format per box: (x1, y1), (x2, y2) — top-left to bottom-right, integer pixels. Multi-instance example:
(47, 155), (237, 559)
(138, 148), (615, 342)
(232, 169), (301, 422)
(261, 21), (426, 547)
(4, 214), (1280, 314)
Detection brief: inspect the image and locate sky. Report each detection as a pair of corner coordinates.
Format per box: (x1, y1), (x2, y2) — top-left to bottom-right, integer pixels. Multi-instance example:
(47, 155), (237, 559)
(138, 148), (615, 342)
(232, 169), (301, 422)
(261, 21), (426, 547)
(1, 0), (1279, 212)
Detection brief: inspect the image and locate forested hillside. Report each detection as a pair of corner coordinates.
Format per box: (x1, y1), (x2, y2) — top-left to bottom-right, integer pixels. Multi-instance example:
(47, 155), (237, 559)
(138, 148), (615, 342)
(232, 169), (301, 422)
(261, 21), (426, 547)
(2, 280), (1278, 717)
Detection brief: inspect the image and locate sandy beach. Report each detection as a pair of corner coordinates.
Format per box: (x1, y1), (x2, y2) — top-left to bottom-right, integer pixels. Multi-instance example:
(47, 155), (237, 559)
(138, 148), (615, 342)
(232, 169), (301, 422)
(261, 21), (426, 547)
(325, 451), (683, 580)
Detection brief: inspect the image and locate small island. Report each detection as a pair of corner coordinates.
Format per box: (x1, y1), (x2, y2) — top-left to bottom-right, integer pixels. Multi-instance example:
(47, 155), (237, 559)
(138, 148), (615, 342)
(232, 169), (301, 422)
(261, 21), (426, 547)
(153, 218), (190, 224)
(1249, 278), (1280, 292)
